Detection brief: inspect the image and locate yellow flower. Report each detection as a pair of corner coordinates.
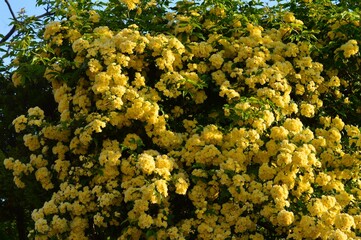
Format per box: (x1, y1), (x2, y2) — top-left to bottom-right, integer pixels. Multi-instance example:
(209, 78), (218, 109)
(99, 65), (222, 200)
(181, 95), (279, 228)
(120, 0), (140, 10)
(283, 12), (296, 23)
(44, 21), (61, 40)
(235, 216), (255, 233)
(339, 39), (359, 58)
(14, 176), (26, 188)
(321, 195), (336, 209)
(51, 215), (69, 234)
(23, 134), (41, 151)
(300, 103), (315, 118)
(138, 153), (155, 175)
(11, 72), (22, 87)
(277, 210), (294, 226)
(190, 42), (213, 58)
(336, 191), (354, 207)
(211, 70), (226, 86)
(43, 200), (58, 215)
(271, 184), (289, 200)
(259, 163), (276, 180)
(12, 115), (27, 133)
(315, 173), (331, 186)
(292, 148), (309, 167)
(92, 72), (111, 94)
(88, 59), (103, 74)
(155, 155), (173, 171)
(69, 217), (88, 237)
(35, 167), (54, 190)
(270, 126), (289, 141)
(327, 127), (342, 143)
(32, 209), (44, 222)
(138, 213), (153, 229)
(35, 218), (49, 234)
(263, 110), (275, 127)
(328, 229), (348, 240)
(328, 76), (341, 87)
(72, 38), (90, 53)
(298, 216), (320, 238)
(89, 10), (100, 23)
(3, 158), (15, 170)
(283, 118), (303, 134)
(276, 152), (292, 166)
(175, 177), (189, 195)
(307, 198), (326, 216)
(247, 23), (262, 38)
(201, 124), (223, 145)
(293, 128), (314, 143)
(123, 133), (142, 151)
(99, 140), (121, 166)
(155, 179), (168, 197)
(331, 116), (344, 131)
(209, 52), (224, 69)
(335, 213), (355, 231)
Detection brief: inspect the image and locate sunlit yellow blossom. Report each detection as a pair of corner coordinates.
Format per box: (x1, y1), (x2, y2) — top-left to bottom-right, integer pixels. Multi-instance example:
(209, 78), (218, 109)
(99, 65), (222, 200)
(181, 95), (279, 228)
(247, 23), (262, 38)
(138, 213), (153, 229)
(335, 213), (355, 231)
(307, 198), (326, 216)
(321, 195), (337, 209)
(138, 153), (156, 175)
(155, 179), (168, 197)
(277, 210), (294, 226)
(338, 39), (359, 58)
(298, 216), (320, 238)
(328, 229), (348, 240)
(72, 38), (90, 53)
(270, 126), (289, 141)
(44, 21), (61, 39)
(175, 177), (189, 195)
(283, 118), (303, 133)
(89, 10), (100, 23)
(259, 163), (276, 180)
(209, 52), (224, 69)
(283, 12), (296, 23)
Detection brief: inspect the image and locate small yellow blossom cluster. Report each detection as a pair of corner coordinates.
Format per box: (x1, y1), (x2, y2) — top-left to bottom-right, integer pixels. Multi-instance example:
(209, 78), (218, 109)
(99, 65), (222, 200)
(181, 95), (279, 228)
(337, 39), (359, 58)
(120, 149), (191, 234)
(120, 0), (140, 10)
(5, 2), (361, 239)
(327, 17), (359, 41)
(11, 72), (23, 87)
(3, 157), (33, 188)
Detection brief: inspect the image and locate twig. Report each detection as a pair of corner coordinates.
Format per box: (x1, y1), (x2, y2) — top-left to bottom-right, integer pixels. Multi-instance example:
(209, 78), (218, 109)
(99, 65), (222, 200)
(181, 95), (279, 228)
(0, 11), (54, 44)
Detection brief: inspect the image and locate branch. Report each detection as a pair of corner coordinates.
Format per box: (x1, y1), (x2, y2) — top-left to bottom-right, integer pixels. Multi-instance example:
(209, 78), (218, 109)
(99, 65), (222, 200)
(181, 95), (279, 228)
(0, 11), (54, 44)
(4, 0), (18, 22)
(0, 26), (16, 45)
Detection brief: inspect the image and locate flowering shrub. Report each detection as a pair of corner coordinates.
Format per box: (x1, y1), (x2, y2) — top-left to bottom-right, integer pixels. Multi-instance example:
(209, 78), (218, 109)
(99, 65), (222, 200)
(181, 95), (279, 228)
(3, 0), (361, 239)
